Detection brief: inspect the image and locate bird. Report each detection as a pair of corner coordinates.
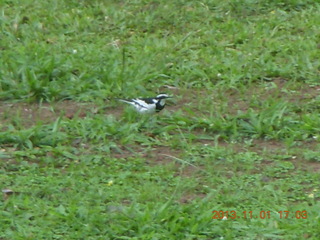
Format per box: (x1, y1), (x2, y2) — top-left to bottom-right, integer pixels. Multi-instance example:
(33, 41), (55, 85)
(116, 94), (172, 114)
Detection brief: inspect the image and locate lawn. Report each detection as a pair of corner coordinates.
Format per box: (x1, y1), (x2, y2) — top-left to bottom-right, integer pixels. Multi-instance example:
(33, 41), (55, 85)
(0, 0), (320, 239)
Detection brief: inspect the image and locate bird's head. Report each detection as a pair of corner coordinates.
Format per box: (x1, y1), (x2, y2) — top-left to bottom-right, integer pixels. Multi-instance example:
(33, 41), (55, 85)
(156, 94), (172, 99)
(155, 94), (172, 107)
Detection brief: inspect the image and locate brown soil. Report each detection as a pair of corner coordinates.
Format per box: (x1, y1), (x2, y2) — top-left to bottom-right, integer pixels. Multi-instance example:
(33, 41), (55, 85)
(1, 82), (319, 203)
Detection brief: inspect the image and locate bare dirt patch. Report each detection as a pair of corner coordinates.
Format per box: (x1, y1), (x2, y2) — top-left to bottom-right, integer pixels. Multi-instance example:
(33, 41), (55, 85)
(305, 162), (320, 173)
(0, 100), (125, 129)
(110, 144), (182, 166)
(0, 101), (89, 127)
(179, 192), (207, 204)
(1, 79), (317, 128)
(1, 82), (319, 174)
(143, 146), (182, 165)
(1, 83), (319, 205)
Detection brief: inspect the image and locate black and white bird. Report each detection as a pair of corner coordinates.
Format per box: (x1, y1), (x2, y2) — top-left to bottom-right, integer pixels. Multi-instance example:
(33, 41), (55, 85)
(116, 94), (172, 114)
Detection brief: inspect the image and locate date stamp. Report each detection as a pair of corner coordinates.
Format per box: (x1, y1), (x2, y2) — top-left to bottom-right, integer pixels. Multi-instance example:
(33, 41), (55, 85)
(212, 210), (308, 220)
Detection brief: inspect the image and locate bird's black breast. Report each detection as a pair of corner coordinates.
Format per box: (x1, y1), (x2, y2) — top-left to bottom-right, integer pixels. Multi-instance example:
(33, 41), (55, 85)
(155, 102), (165, 112)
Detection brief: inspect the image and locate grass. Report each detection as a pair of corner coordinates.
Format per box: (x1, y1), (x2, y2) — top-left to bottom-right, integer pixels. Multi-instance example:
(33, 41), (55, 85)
(1, 0), (320, 239)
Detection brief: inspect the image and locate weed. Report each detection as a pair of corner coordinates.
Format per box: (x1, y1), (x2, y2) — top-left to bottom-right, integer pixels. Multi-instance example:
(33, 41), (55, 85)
(1, 0), (320, 239)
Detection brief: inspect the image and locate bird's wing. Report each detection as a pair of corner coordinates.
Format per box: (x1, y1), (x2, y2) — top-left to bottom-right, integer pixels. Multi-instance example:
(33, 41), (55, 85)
(116, 98), (157, 113)
(131, 99), (151, 110)
(139, 97), (157, 104)
(117, 98), (153, 112)
(134, 99), (157, 113)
